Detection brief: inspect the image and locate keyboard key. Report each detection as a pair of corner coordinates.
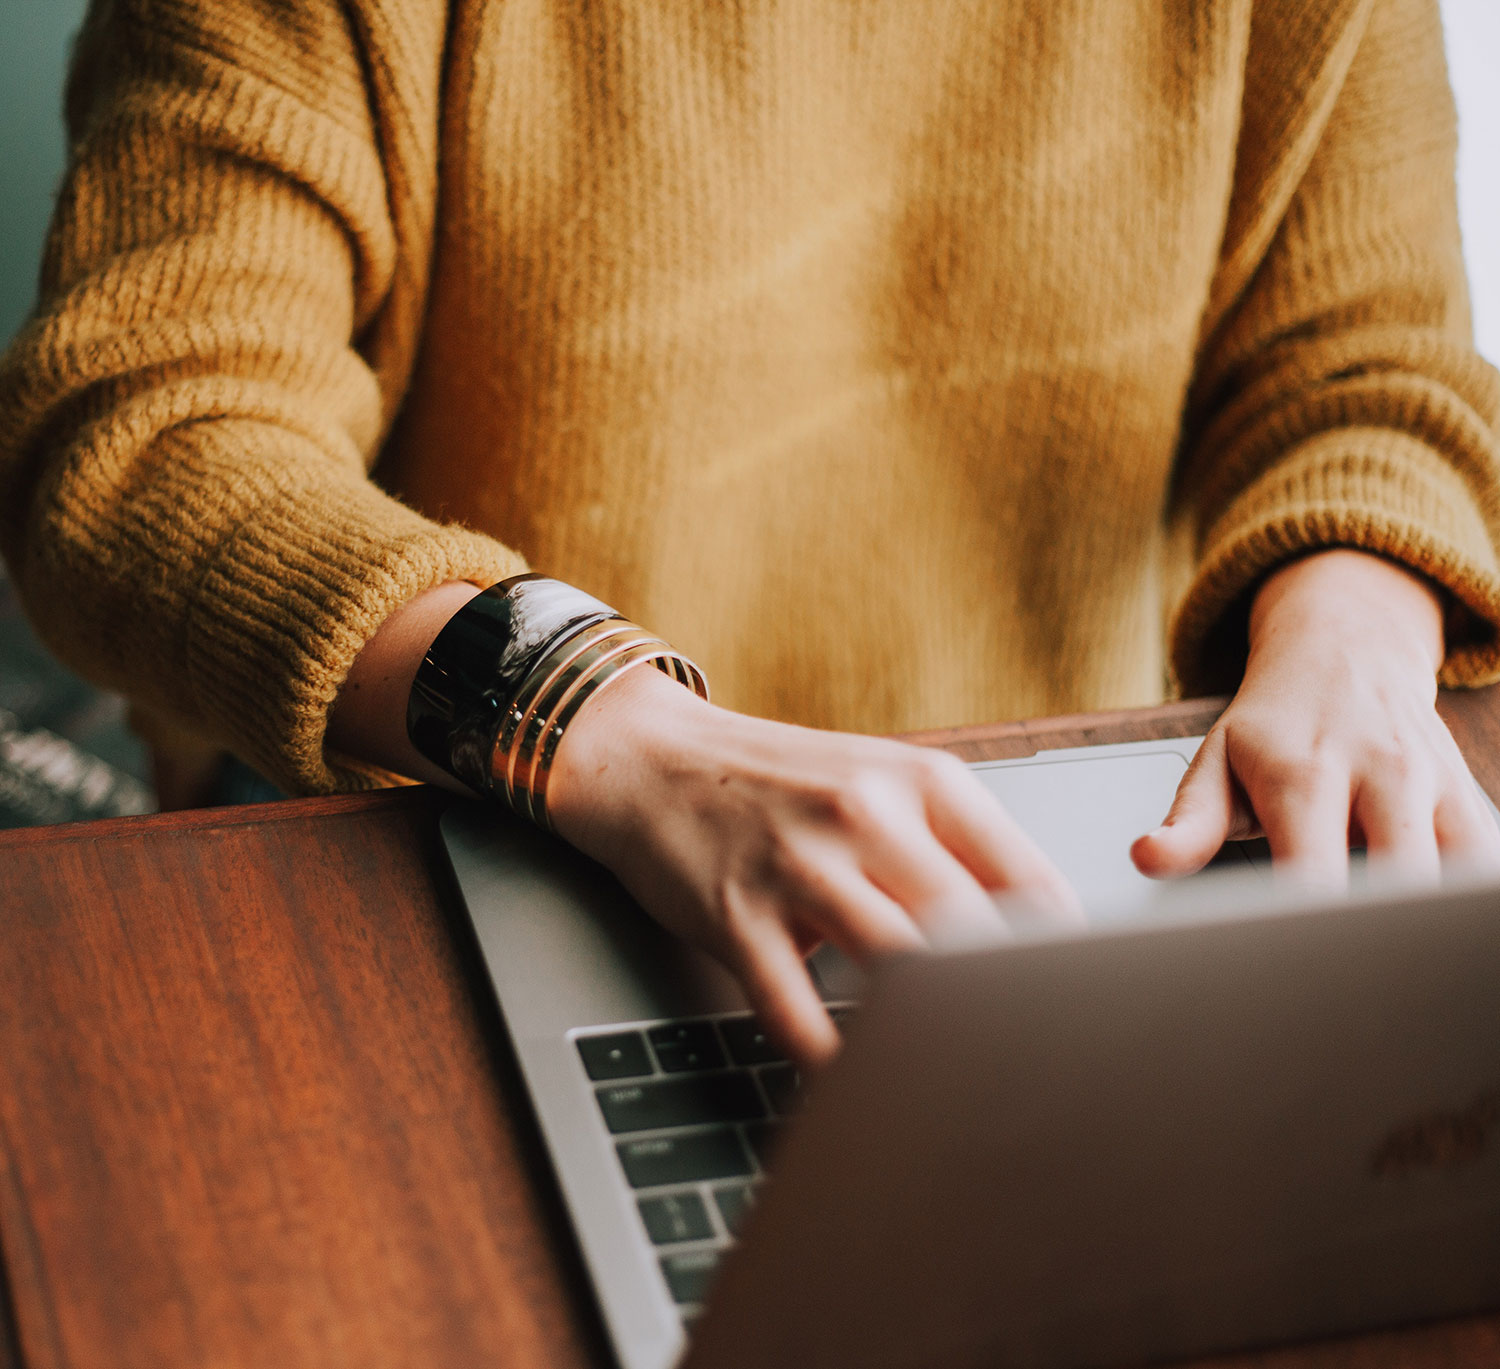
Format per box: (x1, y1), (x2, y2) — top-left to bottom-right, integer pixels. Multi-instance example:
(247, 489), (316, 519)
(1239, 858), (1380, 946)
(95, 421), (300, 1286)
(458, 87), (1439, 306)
(576, 1031), (653, 1081)
(757, 1063), (800, 1115)
(597, 1073), (765, 1134)
(618, 1129), (754, 1188)
(649, 1022), (726, 1073)
(638, 1190), (713, 1244)
(743, 1120), (781, 1169)
(719, 1015), (785, 1065)
(661, 1249), (722, 1305)
(713, 1182), (756, 1237)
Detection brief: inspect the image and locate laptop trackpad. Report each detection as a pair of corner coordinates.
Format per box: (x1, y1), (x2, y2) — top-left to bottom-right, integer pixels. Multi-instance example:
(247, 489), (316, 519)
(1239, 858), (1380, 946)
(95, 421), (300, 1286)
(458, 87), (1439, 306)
(812, 748), (1233, 997)
(973, 750), (1211, 921)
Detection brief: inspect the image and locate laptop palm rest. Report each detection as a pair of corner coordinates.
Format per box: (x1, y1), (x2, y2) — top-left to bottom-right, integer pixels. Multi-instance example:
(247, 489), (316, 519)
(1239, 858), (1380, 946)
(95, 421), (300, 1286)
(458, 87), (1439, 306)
(441, 739), (1207, 1033)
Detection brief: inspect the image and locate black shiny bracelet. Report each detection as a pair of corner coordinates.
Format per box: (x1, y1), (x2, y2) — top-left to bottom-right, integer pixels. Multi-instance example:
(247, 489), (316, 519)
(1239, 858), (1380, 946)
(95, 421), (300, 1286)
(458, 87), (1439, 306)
(407, 574), (616, 794)
(406, 575), (708, 823)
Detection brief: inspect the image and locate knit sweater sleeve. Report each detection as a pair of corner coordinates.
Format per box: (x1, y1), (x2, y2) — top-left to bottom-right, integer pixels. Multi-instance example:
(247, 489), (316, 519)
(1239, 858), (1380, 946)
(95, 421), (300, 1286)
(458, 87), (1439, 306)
(0, 0), (525, 795)
(1169, 0), (1500, 695)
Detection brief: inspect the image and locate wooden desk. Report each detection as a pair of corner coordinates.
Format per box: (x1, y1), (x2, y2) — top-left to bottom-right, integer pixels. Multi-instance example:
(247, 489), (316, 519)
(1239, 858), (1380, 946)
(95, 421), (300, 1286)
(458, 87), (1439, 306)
(1, 697), (1498, 1369)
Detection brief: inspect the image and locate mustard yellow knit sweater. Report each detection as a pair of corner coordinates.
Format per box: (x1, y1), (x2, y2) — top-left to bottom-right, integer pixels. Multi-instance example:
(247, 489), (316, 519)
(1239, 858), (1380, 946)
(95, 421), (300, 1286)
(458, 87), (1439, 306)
(2, 0), (1499, 795)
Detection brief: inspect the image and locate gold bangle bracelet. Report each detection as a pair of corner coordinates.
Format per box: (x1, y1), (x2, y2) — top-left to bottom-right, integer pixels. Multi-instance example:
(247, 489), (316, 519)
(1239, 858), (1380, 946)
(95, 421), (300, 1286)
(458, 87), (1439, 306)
(523, 641), (707, 830)
(487, 616), (708, 827)
(494, 621), (656, 806)
(500, 624), (661, 815)
(492, 622), (617, 795)
(517, 641), (667, 828)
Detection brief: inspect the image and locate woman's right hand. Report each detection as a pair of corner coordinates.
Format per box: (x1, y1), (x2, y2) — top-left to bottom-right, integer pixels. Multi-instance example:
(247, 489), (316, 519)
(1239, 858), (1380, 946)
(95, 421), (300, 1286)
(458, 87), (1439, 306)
(548, 666), (1079, 1066)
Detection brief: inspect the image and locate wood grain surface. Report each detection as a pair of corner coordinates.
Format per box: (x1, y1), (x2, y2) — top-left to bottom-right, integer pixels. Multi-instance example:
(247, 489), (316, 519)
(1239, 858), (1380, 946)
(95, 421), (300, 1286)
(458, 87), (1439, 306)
(0, 791), (609, 1369)
(0, 695), (1496, 1369)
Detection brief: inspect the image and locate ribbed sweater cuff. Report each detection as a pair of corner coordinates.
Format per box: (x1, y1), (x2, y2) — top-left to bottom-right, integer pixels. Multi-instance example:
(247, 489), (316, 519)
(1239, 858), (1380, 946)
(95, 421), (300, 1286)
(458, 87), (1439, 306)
(184, 477), (527, 796)
(1171, 429), (1500, 696)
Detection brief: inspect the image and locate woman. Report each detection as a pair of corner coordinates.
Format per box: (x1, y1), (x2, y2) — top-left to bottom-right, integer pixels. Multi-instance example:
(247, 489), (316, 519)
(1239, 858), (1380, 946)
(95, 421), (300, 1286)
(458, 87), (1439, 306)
(2, 0), (1498, 1062)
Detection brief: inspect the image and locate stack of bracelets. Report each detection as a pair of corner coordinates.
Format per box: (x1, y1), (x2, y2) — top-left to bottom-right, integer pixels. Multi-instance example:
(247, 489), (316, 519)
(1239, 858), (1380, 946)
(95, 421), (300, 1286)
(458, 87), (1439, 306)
(407, 574), (710, 831)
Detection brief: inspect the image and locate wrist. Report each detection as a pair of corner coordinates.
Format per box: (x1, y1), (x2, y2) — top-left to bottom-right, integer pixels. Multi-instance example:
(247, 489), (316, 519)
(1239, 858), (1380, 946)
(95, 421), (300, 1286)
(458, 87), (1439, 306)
(547, 663), (713, 850)
(328, 580), (482, 791)
(1248, 549), (1445, 676)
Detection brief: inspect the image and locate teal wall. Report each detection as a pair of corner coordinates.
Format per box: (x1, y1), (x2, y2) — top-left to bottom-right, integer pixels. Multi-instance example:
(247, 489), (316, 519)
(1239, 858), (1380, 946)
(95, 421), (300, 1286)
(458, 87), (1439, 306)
(1, 1), (90, 348)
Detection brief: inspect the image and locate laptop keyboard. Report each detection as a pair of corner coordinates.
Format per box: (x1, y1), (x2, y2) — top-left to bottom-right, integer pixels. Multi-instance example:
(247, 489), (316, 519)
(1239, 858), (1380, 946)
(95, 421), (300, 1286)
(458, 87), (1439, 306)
(574, 1008), (852, 1323)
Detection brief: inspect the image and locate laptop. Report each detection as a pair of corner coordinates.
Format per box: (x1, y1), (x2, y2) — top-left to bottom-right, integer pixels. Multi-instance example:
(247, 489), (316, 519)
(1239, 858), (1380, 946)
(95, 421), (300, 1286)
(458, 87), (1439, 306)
(438, 735), (1500, 1369)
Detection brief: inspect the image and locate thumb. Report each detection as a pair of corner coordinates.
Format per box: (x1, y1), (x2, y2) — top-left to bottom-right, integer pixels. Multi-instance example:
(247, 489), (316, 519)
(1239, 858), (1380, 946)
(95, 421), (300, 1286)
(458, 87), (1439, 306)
(1131, 729), (1242, 878)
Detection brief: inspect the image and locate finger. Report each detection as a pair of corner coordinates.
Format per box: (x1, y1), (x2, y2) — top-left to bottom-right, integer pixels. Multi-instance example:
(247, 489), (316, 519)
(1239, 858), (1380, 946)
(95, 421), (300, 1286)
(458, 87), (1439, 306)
(923, 769), (1082, 919)
(1434, 783), (1500, 872)
(788, 854), (929, 963)
(1132, 729), (1250, 878)
(1353, 772), (1440, 883)
(1419, 722), (1500, 870)
(726, 919), (840, 1068)
(1254, 763), (1352, 891)
(861, 827), (1012, 947)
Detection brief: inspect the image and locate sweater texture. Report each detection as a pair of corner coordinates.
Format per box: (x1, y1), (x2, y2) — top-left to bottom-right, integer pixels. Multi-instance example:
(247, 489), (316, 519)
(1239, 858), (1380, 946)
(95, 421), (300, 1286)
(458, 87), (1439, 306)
(2, 0), (1499, 794)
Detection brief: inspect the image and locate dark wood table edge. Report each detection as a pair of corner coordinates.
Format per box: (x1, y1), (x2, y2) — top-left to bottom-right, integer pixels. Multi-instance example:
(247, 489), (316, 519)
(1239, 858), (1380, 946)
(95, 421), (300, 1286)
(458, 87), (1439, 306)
(10, 685), (1496, 853)
(0, 697), (1238, 854)
(0, 785), (435, 851)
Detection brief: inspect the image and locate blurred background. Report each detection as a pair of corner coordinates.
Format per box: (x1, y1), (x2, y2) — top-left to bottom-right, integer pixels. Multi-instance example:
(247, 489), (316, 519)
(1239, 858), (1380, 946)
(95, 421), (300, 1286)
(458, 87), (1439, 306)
(1, 0), (151, 827)
(0, 0), (1496, 827)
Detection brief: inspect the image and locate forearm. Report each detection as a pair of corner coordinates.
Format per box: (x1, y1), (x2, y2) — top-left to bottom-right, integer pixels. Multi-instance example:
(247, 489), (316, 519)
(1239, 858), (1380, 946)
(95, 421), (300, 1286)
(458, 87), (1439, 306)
(0, 2), (530, 796)
(326, 580), (482, 792)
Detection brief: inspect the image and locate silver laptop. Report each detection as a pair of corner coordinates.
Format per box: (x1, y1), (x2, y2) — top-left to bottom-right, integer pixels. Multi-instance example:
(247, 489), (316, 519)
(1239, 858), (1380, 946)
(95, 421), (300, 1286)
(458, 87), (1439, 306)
(438, 736), (1500, 1369)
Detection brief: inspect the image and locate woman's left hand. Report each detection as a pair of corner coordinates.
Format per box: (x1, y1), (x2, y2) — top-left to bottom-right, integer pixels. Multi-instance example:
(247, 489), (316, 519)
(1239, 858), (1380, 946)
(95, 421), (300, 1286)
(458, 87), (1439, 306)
(1132, 548), (1500, 885)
